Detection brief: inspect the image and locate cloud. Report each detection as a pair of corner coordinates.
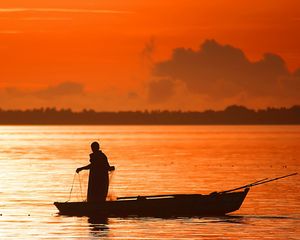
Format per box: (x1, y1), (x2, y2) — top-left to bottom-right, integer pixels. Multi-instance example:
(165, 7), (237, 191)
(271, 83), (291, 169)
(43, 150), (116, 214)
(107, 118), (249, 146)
(35, 81), (85, 98)
(20, 17), (72, 21)
(141, 37), (155, 63)
(0, 8), (132, 14)
(147, 78), (175, 104)
(0, 82), (85, 108)
(0, 82), (147, 111)
(150, 39), (300, 107)
(127, 91), (139, 99)
(0, 30), (22, 34)
(294, 68), (300, 77)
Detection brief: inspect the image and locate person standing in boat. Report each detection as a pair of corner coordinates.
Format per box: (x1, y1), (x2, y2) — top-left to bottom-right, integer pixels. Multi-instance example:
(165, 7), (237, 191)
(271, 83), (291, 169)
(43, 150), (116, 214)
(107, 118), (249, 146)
(76, 141), (115, 202)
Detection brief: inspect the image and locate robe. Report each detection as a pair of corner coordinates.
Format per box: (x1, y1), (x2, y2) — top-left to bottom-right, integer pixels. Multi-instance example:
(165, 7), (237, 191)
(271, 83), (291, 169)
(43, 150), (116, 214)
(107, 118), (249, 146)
(87, 150), (111, 202)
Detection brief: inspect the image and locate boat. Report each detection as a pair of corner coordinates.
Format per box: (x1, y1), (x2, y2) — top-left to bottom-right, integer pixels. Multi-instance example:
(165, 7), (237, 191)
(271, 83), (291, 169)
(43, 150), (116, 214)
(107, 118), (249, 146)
(54, 172), (297, 217)
(54, 188), (249, 217)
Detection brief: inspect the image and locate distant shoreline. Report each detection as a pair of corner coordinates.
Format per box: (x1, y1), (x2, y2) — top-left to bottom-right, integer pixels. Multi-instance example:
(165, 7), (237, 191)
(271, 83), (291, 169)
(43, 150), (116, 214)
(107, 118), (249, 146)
(1, 123), (300, 126)
(1, 105), (300, 125)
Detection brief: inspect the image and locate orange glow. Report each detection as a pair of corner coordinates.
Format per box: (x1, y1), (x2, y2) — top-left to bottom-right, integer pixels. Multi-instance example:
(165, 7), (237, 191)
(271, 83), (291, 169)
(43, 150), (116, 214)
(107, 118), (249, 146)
(0, 0), (299, 110)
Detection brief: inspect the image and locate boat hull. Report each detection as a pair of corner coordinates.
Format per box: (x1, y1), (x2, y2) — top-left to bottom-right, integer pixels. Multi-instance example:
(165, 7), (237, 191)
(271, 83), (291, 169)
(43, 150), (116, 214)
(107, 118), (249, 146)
(54, 188), (249, 217)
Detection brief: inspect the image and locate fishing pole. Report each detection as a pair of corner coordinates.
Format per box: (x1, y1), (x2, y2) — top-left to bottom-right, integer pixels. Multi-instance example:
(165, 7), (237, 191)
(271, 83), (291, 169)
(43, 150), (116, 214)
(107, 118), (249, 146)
(219, 178), (268, 194)
(117, 178), (269, 200)
(220, 172), (297, 194)
(245, 172), (297, 188)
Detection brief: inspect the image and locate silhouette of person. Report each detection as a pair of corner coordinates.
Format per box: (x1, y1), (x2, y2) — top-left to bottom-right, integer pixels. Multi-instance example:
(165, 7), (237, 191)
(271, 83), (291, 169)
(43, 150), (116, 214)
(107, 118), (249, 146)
(76, 141), (115, 202)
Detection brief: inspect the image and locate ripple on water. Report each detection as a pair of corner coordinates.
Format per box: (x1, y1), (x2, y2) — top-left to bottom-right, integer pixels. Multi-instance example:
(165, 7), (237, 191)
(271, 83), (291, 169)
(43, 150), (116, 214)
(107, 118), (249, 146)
(0, 125), (299, 239)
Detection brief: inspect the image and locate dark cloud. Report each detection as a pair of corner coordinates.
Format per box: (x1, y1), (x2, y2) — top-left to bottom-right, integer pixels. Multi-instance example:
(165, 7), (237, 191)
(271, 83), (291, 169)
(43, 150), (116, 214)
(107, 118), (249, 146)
(0, 82), (147, 111)
(294, 68), (300, 77)
(151, 39), (300, 105)
(127, 91), (139, 99)
(35, 81), (85, 98)
(0, 81), (86, 109)
(3, 87), (23, 96)
(147, 78), (175, 103)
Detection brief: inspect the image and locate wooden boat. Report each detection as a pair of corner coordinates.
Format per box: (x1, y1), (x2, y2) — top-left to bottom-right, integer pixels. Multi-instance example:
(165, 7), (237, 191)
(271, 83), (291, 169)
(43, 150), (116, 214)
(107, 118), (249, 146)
(54, 173), (297, 217)
(54, 188), (249, 217)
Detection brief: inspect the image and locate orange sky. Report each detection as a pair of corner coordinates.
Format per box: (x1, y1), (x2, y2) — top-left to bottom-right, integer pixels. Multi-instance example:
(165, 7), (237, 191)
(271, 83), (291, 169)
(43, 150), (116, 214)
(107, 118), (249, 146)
(0, 0), (300, 110)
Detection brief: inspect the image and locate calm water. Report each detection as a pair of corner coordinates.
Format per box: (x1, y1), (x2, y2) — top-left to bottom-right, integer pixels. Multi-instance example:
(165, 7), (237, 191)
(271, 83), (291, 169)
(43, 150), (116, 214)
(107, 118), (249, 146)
(0, 125), (299, 239)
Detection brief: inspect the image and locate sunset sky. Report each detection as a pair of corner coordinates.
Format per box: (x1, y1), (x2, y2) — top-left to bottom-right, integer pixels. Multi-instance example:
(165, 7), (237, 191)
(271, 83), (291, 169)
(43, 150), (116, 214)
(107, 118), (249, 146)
(0, 0), (299, 110)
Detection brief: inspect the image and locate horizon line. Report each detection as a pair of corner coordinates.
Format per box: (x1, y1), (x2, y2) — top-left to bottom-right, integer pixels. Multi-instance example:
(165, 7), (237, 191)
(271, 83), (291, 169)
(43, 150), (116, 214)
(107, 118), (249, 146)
(0, 104), (299, 113)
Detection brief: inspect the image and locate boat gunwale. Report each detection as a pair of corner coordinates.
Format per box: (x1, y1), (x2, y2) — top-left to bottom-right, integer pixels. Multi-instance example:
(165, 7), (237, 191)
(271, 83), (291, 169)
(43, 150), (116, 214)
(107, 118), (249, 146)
(54, 188), (249, 217)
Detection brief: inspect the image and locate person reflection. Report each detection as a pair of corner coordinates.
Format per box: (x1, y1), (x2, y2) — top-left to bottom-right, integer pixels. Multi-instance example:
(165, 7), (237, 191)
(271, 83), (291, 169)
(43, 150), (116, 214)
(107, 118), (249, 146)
(76, 141), (115, 202)
(88, 216), (109, 236)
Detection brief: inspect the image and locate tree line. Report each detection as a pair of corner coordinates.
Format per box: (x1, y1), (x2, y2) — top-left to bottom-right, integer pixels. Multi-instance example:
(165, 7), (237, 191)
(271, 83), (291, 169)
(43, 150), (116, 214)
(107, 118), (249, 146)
(0, 105), (299, 125)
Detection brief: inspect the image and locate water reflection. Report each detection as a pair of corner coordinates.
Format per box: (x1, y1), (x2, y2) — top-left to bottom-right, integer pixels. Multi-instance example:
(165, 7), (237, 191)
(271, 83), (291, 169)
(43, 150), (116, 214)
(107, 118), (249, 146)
(178, 215), (247, 225)
(0, 125), (299, 239)
(88, 217), (109, 238)
(86, 215), (247, 239)
(237, 214), (300, 220)
(210, 215), (246, 224)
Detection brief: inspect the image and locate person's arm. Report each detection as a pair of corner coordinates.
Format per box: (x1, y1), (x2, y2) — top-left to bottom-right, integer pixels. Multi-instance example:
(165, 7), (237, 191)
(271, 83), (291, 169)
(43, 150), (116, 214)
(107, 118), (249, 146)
(76, 164), (91, 173)
(106, 158), (115, 171)
(109, 165), (115, 171)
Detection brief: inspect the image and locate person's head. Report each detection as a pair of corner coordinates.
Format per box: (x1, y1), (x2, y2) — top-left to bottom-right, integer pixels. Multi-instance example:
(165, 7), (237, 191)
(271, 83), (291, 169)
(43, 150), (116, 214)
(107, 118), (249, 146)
(91, 141), (100, 152)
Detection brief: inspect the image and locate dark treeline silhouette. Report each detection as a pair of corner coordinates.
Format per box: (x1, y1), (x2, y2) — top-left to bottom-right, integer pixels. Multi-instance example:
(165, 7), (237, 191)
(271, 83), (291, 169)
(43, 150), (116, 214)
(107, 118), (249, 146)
(0, 105), (300, 125)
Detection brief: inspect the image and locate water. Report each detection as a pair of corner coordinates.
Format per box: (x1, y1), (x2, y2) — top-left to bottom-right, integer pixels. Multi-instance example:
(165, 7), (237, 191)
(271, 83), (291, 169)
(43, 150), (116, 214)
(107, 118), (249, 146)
(0, 125), (299, 239)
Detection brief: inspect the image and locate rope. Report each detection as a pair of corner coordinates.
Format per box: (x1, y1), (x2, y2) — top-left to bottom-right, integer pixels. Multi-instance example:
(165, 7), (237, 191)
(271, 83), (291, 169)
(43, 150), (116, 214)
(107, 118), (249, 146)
(67, 173), (77, 202)
(109, 170), (115, 183)
(107, 170), (116, 200)
(77, 172), (85, 201)
(67, 169), (117, 202)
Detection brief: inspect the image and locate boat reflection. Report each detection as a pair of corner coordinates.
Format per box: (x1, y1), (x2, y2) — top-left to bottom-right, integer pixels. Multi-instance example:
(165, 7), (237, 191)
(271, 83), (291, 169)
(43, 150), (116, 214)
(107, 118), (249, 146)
(88, 216), (109, 237)
(206, 215), (246, 224)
